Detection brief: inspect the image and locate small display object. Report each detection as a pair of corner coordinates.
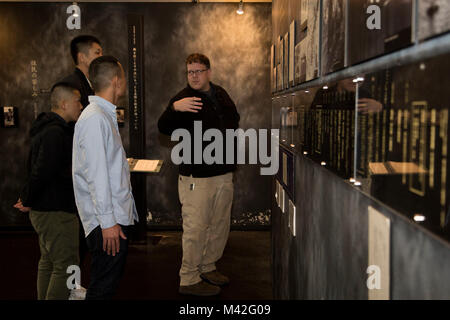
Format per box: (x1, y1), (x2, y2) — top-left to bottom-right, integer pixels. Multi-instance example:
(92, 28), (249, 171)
(127, 158), (163, 173)
(1, 106), (18, 128)
(116, 107), (125, 127)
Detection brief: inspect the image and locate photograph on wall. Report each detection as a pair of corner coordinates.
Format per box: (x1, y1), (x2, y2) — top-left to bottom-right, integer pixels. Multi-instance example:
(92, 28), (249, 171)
(289, 21), (295, 86)
(321, 0), (346, 75)
(306, 0), (320, 81)
(418, 0), (450, 41)
(116, 107), (125, 127)
(294, 42), (301, 84)
(278, 35), (284, 91)
(276, 64), (282, 92)
(284, 32), (289, 89)
(277, 35), (282, 65)
(1, 106), (18, 128)
(295, 39), (307, 85)
(273, 67), (277, 92)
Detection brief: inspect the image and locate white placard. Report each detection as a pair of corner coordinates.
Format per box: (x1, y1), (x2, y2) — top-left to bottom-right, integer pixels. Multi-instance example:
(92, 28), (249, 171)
(368, 206), (391, 300)
(289, 198), (296, 237)
(275, 180), (279, 207)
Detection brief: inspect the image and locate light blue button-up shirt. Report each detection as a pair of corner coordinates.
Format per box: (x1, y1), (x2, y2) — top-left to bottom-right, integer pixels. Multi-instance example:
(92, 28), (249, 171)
(73, 95), (138, 237)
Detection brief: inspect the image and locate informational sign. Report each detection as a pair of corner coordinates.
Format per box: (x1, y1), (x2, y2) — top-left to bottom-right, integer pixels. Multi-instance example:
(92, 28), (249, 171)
(368, 206), (390, 300)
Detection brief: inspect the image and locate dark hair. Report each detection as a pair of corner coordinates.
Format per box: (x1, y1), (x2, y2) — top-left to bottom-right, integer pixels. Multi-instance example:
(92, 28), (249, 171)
(89, 56), (122, 92)
(50, 82), (80, 109)
(186, 53), (210, 69)
(70, 35), (101, 65)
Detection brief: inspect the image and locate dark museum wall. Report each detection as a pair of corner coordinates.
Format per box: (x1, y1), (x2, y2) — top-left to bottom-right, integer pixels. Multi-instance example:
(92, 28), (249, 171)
(271, 0), (450, 299)
(143, 3), (272, 228)
(0, 2), (272, 228)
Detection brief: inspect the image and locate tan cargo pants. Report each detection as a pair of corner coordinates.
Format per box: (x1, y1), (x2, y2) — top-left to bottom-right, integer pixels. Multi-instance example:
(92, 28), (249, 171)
(178, 172), (234, 286)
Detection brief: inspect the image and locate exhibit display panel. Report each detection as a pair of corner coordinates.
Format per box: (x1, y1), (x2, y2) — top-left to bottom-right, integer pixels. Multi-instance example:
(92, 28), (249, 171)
(321, 0), (346, 75)
(275, 51), (450, 242)
(355, 52), (450, 241)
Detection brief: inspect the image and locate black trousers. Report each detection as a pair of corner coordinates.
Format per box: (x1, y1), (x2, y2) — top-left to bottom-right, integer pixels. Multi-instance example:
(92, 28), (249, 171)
(78, 215), (89, 266)
(85, 225), (131, 300)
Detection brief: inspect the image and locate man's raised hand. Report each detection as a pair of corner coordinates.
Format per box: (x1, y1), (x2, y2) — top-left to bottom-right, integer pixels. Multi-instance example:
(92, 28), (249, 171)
(173, 97), (203, 113)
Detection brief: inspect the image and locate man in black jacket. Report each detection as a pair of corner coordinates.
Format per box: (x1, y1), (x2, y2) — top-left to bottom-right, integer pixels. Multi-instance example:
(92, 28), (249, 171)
(60, 35), (102, 109)
(158, 53), (240, 296)
(14, 82), (82, 300)
(58, 35), (102, 276)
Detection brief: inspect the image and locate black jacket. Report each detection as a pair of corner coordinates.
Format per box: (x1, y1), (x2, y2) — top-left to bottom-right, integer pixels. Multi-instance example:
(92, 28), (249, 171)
(60, 68), (94, 109)
(20, 112), (77, 213)
(158, 83), (240, 178)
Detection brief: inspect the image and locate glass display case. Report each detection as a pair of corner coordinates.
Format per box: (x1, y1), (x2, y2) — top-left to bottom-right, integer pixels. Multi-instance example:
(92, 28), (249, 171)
(275, 51), (450, 241)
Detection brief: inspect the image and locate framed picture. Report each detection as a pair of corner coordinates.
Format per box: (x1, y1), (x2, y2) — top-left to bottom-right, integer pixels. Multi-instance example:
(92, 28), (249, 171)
(116, 107), (125, 127)
(1, 106), (18, 128)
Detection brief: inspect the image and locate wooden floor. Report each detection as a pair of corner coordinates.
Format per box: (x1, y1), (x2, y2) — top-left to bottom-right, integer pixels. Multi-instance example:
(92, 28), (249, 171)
(0, 230), (272, 300)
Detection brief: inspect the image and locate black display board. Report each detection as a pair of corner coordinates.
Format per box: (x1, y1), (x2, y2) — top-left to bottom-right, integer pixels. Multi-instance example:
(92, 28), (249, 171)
(127, 14), (147, 241)
(348, 0), (413, 66)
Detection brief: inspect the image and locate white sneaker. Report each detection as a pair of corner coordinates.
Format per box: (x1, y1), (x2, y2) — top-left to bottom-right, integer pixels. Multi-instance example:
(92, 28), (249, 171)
(69, 286), (87, 300)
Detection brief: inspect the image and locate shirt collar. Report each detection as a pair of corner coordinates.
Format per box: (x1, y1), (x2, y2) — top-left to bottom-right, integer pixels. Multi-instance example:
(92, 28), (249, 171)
(88, 95), (117, 114)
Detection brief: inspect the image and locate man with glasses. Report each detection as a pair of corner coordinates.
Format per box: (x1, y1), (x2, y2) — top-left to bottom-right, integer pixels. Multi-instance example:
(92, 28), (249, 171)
(158, 53), (240, 296)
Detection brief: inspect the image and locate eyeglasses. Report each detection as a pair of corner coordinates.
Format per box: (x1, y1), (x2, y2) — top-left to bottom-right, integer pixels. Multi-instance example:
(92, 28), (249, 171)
(187, 69), (208, 76)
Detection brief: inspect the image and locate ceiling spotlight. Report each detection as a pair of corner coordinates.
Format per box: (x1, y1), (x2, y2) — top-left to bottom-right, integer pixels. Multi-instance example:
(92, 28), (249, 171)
(237, 0), (244, 15)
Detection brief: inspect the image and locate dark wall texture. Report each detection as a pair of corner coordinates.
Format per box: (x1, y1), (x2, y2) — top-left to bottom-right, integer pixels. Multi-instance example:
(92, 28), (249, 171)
(0, 2), (272, 228)
(273, 154), (450, 299)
